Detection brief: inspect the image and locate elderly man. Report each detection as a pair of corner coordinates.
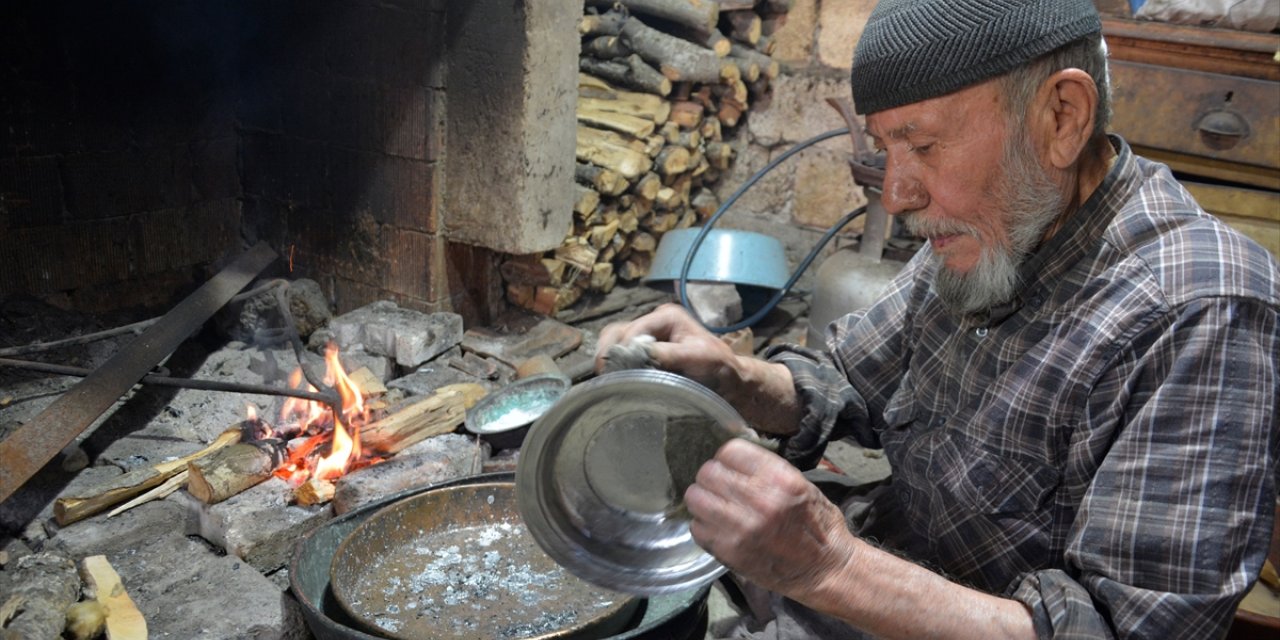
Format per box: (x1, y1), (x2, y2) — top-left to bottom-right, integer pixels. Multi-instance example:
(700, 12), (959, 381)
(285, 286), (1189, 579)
(595, 0), (1279, 638)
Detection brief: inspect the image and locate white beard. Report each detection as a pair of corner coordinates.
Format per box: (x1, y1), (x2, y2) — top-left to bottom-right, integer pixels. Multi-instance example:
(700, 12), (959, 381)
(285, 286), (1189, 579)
(904, 132), (1067, 315)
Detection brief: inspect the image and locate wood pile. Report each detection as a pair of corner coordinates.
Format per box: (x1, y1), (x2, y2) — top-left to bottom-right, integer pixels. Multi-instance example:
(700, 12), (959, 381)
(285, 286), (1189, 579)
(503, 0), (791, 315)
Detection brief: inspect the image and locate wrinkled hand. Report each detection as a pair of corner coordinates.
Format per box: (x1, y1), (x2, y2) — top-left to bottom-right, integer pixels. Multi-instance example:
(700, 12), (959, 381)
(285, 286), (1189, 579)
(594, 303), (742, 393)
(685, 439), (857, 598)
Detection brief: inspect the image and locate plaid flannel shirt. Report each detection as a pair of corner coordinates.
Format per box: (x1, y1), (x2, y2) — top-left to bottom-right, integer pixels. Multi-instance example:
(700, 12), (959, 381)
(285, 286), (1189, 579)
(768, 137), (1280, 639)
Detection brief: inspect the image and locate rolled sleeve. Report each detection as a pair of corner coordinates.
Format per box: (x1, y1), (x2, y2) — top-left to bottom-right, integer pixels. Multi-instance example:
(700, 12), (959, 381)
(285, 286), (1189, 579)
(765, 344), (875, 469)
(1011, 570), (1115, 639)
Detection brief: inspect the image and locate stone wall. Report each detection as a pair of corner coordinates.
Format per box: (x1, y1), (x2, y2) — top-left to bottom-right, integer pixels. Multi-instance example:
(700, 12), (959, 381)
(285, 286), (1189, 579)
(709, 0), (878, 274)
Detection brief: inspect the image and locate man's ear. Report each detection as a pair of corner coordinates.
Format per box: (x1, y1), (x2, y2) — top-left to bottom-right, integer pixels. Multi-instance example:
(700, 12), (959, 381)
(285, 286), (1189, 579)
(1035, 68), (1098, 170)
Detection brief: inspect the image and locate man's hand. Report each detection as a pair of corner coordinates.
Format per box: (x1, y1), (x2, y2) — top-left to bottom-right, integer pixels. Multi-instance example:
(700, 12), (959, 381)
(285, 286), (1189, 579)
(686, 440), (1037, 639)
(595, 303), (742, 392)
(684, 438), (856, 596)
(594, 304), (802, 434)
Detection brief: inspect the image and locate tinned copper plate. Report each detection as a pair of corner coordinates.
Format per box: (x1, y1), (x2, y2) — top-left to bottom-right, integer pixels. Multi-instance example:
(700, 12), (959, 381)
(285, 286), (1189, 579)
(330, 482), (639, 640)
(517, 370), (753, 595)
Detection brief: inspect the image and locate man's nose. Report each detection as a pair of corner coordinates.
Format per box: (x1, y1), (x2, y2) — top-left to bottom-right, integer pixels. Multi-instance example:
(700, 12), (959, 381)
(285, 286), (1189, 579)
(880, 161), (927, 215)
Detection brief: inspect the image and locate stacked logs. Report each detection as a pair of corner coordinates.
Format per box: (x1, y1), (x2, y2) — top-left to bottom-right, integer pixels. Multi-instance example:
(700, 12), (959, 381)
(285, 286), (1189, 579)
(504, 0), (790, 316)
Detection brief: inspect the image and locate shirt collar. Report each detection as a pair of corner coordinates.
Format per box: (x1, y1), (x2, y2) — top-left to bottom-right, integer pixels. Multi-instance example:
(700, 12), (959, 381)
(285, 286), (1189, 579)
(971, 135), (1137, 326)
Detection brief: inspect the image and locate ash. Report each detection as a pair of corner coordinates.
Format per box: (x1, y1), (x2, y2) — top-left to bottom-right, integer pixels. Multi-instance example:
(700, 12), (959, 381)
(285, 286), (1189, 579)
(360, 519), (619, 638)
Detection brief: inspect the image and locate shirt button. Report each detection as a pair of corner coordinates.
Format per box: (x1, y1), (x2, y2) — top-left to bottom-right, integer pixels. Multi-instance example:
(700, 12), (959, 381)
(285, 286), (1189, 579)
(974, 327), (989, 337)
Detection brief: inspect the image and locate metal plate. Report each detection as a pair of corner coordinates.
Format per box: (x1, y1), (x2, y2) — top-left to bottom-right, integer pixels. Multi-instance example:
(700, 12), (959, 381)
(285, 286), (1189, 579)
(464, 374), (571, 450)
(330, 482), (639, 640)
(289, 472), (711, 640)
(517, 370), (750, 595)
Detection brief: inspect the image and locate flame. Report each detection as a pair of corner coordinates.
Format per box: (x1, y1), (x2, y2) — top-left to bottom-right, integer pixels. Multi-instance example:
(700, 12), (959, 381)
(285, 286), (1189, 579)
(264, 342), (371, 486)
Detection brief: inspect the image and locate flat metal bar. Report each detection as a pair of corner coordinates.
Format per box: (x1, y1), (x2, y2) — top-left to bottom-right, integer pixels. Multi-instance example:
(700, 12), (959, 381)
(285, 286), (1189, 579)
(0, 242), (278, 504)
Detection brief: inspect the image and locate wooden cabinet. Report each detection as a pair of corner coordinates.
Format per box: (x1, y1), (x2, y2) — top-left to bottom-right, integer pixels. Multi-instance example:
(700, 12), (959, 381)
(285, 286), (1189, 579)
(1103, 17), (1279, 256)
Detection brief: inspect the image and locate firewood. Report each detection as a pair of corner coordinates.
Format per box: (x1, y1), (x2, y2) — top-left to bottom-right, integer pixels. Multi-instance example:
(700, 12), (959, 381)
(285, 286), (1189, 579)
(575, 162), (629, 196)
(632, 171), (663, 200)
(644, 134), (667, 158)
(730, 43), (779, 79)
(654, 145), (692, 176)
(294, 477), (336, 506)
(620, 17), (736, 83)
(348, 367), (387, 398)
(677, 128), (702, 148)
(579, 93), (671, 124)
(54, 426), (243, 525)
(577, 125), (653, 179)
(655, 186), (683, 210)
(580, 54), (672, 96)
(716, 75), (749, 105)
(80, 555), (146, 640)
(106, 469), (187, 518)
(754, 33), (775, 55)
(580, 10), (628, 36)
(590, 262), (617, 292)
(600, 203), (621, 224)
(579, 71), (618, 97)
(619, 206), (641, 233)
(764, 0), (792, 13)
(670, 100), (705, 128)
(361, 383), (487, 456)
(586, 0), (720, 34)
(555, 238), (600, 272)
(718, 0), (758, 10)
(701, 28), (733, 57)
(583, 35), (630, 59)
(501, 255), (566, 286)
(667, 171), (694, 201)
(619, 252), (654, 280)
(630, 231), (658, 253)
(692, 187), (721, 219)
(645, 210), (680, 232)
(701, 116), (722, 141)
(722, 10), (762, 44)
(705, 140), (734, 169)
(187, 439), (288, 505)
(727, 55), (761, 82)
(677, 208), (700, 229)
(588, 219), (621, 249)
(659, 121), (681, 144)
(690, 151), (709, 177)
(574, 184), (602, 218)
(718, 97), (744, 127)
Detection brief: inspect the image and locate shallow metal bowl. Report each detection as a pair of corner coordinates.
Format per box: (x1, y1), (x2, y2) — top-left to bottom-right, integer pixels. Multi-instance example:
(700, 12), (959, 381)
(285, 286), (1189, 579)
(289, 472), (713, 640)
(517, 369), (751, 595)
(464, 374), (571, 450)
(330, 481), (639, 640)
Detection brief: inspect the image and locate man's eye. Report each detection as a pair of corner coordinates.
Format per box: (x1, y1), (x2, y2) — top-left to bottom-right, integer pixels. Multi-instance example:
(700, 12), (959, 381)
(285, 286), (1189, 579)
(912, 144), (933, 155)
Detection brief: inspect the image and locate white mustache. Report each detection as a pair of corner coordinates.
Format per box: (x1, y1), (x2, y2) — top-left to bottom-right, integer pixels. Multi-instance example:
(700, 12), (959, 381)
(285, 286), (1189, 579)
(901, 213), (977, 240)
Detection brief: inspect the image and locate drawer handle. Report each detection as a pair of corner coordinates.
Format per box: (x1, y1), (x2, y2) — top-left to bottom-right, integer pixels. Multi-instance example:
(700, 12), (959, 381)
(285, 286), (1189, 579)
(1196, 110), (1250, 151)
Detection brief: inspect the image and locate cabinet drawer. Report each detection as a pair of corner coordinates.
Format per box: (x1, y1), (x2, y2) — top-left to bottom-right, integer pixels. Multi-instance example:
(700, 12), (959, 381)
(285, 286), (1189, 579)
(1110, 60), (1280, 189)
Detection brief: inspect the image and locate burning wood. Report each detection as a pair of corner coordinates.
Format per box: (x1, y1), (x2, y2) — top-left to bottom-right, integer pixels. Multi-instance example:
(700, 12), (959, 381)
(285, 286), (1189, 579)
(187, 439), (289, 505)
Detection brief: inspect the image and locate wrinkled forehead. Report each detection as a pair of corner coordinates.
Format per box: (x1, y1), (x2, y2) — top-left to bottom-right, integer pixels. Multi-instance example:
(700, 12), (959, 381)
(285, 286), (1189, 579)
(864, 81), (1009, 143)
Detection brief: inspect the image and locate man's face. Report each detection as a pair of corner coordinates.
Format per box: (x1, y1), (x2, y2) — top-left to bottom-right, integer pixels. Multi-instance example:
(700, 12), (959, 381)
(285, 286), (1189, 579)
(865, 81), (1067, 314)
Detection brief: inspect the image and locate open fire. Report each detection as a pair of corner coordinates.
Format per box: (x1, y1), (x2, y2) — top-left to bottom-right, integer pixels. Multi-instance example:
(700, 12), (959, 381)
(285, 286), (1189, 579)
(263, 344), (376, 486)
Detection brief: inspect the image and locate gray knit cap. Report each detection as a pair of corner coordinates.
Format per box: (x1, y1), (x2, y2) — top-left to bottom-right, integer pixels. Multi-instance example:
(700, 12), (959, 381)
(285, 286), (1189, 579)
(851, 0), (1102, 114)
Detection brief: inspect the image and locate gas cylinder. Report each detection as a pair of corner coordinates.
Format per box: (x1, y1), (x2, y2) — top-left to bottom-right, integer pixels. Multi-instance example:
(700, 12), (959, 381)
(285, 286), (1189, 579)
(806, 190), (909, 347)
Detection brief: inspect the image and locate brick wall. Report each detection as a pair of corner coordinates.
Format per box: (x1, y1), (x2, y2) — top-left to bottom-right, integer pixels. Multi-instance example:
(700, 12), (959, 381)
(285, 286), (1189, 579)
(0, 0), (502, 322)
(0, 1), (243, 311)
